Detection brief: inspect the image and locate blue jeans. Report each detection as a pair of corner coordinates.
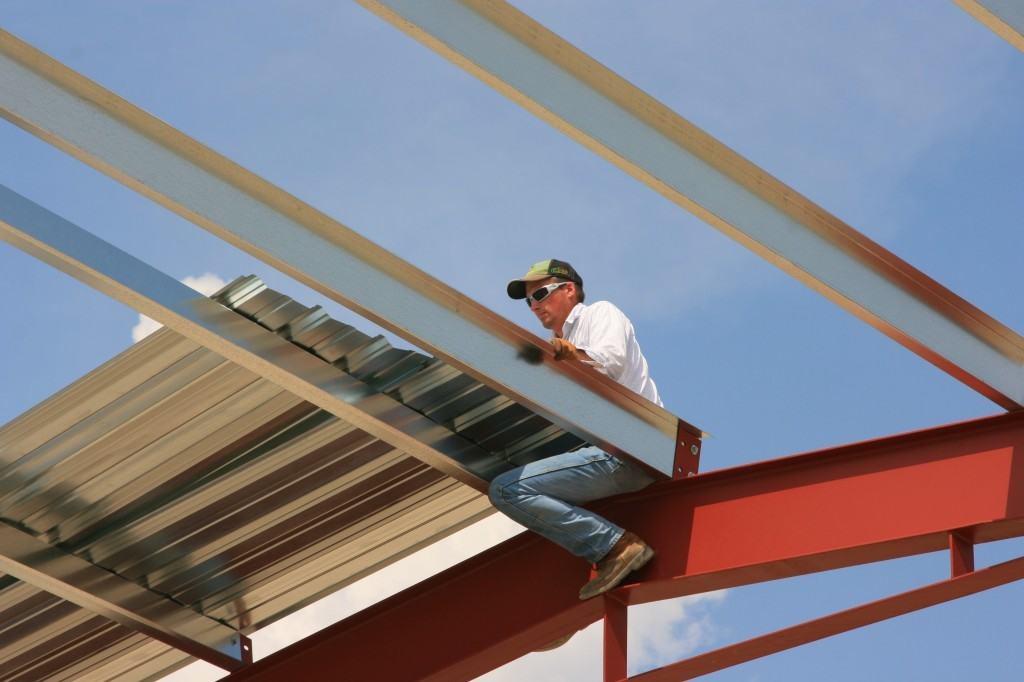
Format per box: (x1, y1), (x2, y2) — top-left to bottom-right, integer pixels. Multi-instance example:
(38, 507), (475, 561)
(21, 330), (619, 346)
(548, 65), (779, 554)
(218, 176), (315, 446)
(488, 446), (656, 564)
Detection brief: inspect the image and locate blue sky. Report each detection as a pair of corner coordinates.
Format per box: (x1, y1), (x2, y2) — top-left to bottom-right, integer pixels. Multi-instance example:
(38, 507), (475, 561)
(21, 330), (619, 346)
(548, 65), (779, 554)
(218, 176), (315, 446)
(2, 2), (1023, 680)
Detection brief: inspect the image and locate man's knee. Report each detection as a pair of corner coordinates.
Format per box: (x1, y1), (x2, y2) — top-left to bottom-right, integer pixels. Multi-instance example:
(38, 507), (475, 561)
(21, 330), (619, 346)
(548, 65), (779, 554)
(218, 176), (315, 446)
(488, 472), (514, 509)
(489, 468), (533, 510)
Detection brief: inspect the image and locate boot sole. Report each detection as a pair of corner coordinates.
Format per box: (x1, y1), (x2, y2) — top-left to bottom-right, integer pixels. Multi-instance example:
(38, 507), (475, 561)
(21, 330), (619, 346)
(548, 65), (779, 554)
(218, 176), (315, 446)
(579, 544), (655, 600)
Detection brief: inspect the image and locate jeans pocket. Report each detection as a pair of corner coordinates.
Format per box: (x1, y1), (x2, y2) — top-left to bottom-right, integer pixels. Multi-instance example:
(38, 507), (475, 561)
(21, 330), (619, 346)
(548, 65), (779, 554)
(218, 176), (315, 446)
(579, 448), (615, 466)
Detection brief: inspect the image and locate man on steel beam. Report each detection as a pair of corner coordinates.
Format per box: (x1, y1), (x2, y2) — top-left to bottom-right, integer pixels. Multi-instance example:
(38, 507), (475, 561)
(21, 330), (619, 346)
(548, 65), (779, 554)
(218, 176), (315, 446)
(491, 259), (660, 601)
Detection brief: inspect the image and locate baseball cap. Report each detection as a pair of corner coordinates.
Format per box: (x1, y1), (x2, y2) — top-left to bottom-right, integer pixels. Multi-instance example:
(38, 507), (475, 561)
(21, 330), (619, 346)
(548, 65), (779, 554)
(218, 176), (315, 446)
(506, 259), (583, 299)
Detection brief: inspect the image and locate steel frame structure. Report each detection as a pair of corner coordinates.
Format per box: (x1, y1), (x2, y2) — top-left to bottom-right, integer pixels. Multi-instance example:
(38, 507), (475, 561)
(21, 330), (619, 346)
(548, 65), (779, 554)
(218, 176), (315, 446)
(0, 522), (252, 671)
(0, 185), (499, 493)
(0, 22), (691, 672)
(359, 0), (1024, 410)
(227, 411), (1024, 680)
(0, 185), (505, 670)
(1, 1), (1022, 678)
(956, 0), (1024, 51)
(0, 28), (689, 478)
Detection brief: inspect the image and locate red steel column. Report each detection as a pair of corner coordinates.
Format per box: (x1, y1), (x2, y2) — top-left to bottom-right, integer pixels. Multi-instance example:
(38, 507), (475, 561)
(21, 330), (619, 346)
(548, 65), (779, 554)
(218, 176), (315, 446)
(949, 530), (975, 577)
(603, 595), (628, 682)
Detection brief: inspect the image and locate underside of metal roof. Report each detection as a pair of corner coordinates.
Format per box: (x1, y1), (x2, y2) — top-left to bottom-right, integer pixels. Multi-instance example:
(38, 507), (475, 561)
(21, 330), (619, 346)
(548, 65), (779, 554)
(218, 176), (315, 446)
(0, 277), (585, 681)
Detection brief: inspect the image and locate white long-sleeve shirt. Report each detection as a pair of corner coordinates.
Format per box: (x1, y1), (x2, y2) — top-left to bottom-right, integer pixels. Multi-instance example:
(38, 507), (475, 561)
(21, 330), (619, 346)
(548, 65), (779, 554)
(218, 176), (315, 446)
(560, 301), (662, 407)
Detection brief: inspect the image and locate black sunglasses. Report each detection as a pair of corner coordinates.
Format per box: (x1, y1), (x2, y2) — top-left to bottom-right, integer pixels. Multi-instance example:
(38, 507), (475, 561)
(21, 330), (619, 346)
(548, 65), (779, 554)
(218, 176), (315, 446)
(525, 281), (570, 307)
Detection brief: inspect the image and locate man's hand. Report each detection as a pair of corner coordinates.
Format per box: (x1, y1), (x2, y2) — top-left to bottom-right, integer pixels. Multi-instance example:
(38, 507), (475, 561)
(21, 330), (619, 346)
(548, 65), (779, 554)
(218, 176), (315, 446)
(550, 337), (578, 360)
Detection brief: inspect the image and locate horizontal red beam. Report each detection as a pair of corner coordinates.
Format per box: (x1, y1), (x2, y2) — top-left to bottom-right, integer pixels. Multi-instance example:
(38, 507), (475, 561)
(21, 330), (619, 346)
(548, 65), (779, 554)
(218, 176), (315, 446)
(614, 410), (1024, 604)
(629, 554), (1024, 681)
(228, 412), (1024, 681)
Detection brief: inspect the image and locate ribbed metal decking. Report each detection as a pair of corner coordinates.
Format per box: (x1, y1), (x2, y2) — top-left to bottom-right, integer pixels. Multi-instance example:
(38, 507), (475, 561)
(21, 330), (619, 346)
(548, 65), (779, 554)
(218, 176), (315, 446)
(0, 277), (585, 680)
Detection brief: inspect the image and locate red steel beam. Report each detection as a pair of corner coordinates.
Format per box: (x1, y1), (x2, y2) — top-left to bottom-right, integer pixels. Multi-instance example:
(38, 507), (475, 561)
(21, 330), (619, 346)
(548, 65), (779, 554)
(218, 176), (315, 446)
(628, 554), (1024, 681)
(949, 530), (975, 578)
(603, 595), (628, 682)
(228, 412), (1024, 681)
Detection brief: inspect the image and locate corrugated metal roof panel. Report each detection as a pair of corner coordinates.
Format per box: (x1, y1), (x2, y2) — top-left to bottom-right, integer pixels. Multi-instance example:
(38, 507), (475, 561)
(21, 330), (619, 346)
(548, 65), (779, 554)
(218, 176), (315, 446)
(0, 277), (586, 680)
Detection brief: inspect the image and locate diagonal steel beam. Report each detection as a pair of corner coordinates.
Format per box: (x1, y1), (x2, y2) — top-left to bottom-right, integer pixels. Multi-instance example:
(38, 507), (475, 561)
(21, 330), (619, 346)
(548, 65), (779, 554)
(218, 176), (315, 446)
(0, 184), (498, 490)
(955, 0), (1024, 51)
(630, 553), (1024, 681)
(359, 0), (1024, 409)
(225, 411), (1024, 681)
(0, 521), (251, 671)
(0, 29), (689, 476)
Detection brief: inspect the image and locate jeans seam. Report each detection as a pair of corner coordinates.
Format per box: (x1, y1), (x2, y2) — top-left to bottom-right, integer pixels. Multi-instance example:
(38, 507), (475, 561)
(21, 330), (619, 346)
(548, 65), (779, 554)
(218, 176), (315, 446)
(497, 492), (591, 555)
(495, 483), (616, 561)
(508, 456), (616, 489)
(490, 448), (645, 563)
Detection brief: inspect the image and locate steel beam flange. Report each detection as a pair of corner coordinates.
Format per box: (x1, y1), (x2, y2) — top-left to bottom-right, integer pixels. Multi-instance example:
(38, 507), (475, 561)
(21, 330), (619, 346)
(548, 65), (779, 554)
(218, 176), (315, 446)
(0, 522), (251, 671)
(955, 0), (1024, 52)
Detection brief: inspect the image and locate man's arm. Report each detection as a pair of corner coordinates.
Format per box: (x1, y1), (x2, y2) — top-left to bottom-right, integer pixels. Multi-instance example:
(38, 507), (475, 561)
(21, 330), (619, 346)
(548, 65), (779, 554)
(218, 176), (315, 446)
(549, 337), (593, 363)
(563, 302), (631, 379)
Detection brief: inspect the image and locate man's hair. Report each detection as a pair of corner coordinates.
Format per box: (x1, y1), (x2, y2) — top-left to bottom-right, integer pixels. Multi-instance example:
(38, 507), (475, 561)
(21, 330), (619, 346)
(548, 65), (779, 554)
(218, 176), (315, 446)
(559, 278), (585, 304)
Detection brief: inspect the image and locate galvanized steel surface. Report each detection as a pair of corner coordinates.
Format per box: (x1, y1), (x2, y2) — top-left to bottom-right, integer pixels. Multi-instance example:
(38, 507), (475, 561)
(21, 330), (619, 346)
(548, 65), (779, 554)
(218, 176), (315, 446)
(0, 277), (585, 680)
(0, 29), (684, 475)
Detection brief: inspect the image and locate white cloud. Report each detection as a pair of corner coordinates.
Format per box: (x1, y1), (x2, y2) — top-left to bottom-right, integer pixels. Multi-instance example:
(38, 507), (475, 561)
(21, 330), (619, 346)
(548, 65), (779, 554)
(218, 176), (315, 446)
(131, 273), (228, 342)
(181, 273), (230, 296)
(628, 590), (728, 675)
(478, 590), (728, 681)
(452, 584), (731, 682)
(130, 315), (163, 344)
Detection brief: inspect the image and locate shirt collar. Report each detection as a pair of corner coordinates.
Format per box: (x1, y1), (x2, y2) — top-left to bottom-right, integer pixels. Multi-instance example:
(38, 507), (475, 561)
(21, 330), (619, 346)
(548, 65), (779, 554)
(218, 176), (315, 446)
(562, 302), (586, 335)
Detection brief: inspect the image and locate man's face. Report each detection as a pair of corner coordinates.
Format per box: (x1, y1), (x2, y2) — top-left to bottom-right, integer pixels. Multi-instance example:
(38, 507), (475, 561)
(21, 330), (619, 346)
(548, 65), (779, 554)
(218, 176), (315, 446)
(525, 277), (577, 331)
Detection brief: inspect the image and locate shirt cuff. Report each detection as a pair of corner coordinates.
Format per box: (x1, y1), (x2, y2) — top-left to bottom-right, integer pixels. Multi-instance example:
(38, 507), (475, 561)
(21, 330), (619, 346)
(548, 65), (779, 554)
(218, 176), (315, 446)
(574, 344), (611, 374)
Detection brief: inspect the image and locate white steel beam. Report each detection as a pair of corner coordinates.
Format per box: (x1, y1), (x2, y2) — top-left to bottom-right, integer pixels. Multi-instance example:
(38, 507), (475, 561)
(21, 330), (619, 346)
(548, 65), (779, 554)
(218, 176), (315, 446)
(0, 29), (686, 476)
(956, 0), (1024, 51)
(0, 521), (249, 671)
(359, 0), (1024, 410)
(0, 184), (501, 491)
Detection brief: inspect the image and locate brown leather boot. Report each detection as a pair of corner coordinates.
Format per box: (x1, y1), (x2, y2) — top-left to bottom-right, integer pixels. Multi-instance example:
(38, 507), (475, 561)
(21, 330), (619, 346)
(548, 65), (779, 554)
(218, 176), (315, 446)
(578, 531), (654, 600)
